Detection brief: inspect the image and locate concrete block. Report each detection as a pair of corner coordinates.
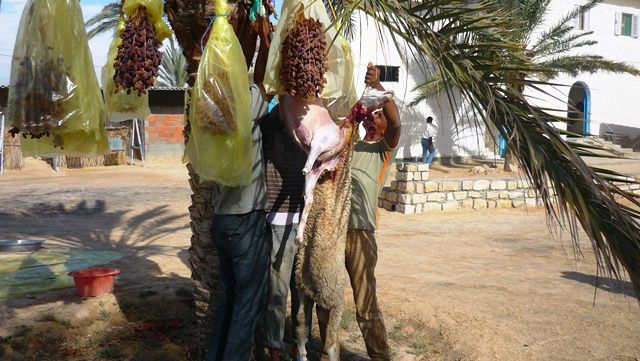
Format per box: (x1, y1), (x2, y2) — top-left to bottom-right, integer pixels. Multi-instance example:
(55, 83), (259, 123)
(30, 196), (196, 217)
(378, 199), (384, 208)
(396, 162), (407, 171)
(421, 171), (430, 181)
(490, 180), (507, 190)
(462, 180), (474, 190)
(453, 191), (468, 200)
(415, 182), (425, 194)
(442, 201), (460, 211)
(525, 198), (538, 207)
(499, 191), (509, 199)
(424, 181), (439, 192)
(397, 172), (413, 181)
(391, 180), (398, 191)
(446, 192), (456, 201)
(427, 192), (447, 202)
(413, 172), (422, 181)
(398, 194), (412, 204)
(417, 163), (429, 172)
(414, 203), (424, 213)
(486, 191), (499, 199)
(383, 200), (394, 211)
(497, 200), (513, 209)
(406, 164), (418, 172)
(398, 181), (415, 194)
(423, 202), (443, 211)
(468, 191), (484, 198)
(508, 191), (525, 199)
(528, 190), (537, 198)
(507, 181), (518, 190)
(635, 189), (640, 195)
(397, 204), (416, 214)
(512, 199), (525, 208)
(473, 199), (487, 209)
(441, 181), (461, 191)
(379, 189), (388, 200)
(473, 180), (491, 191)
(487, 200), (497, 208)
(386, 191), (398, 202)
(461, 199), (474, 209)
(413, 194), (428, 204)
(630, 184), (640, 190)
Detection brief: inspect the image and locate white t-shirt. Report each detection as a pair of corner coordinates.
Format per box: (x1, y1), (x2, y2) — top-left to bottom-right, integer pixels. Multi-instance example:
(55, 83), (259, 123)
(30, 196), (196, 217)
(422, 122), (436, 139)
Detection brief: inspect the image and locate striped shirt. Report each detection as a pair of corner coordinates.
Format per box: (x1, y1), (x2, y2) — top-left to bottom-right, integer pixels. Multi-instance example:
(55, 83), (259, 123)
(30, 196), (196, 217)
(261, 106), (306, 220)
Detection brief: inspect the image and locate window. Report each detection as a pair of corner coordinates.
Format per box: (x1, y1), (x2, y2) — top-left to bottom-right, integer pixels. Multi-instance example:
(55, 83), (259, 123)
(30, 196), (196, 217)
(615, 12), (638, 37)
(575, 7), (590, 31)
(622, 13), (633, 36)
(376, 65), (400, 82)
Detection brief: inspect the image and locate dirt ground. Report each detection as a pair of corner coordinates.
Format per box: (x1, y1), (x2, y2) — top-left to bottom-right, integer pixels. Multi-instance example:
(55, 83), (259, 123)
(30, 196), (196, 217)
(1, 159), (639, 361)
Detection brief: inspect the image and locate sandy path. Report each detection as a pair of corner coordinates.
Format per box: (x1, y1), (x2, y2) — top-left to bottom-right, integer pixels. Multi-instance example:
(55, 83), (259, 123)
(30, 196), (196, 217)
(1, 160), (639, 360)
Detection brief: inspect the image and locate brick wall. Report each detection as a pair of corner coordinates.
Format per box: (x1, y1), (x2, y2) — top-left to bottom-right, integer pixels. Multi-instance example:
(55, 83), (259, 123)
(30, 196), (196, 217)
(144, 114), (185, 157)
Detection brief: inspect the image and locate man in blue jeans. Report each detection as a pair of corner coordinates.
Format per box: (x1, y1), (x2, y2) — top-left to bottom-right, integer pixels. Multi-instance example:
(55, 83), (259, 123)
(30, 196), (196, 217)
(421, 116), (436, 164)
(206, 84), (272, 361)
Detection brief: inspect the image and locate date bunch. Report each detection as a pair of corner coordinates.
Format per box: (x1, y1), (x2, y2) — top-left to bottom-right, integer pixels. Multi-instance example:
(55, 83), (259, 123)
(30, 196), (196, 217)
(113, 7), (162, 96)
(280, 17), (328, 99)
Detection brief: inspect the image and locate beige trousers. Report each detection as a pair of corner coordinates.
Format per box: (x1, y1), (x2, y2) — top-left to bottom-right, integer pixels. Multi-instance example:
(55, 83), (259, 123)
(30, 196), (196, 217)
(345, 229), (391, 361)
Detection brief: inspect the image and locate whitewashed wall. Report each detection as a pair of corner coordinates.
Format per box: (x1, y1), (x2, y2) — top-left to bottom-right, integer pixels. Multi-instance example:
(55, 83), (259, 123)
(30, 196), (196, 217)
(527, 0), (640, 137)
(348, 12), (486, 160)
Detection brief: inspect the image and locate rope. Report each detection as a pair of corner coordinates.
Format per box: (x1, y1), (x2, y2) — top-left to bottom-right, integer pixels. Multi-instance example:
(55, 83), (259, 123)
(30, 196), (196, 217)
(199, 14), (228, 52)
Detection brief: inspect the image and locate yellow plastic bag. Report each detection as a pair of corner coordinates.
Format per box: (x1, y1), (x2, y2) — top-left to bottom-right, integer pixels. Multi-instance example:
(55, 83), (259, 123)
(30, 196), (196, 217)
(263, 0), (357, 118)
(122, 0), (173, 42)
(102, 22), (151, 123)
(8, 0), (108, 157)
(185, 0), (253, 186)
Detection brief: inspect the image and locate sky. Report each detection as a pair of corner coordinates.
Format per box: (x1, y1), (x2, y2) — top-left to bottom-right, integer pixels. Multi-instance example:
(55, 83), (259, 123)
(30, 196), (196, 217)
(0, 0), (284, 85)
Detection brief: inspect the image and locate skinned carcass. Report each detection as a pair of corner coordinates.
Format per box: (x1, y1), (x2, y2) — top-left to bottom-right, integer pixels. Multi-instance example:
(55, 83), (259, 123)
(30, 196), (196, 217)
(280, 87), (393, 361)
(279, 87), (394, 246)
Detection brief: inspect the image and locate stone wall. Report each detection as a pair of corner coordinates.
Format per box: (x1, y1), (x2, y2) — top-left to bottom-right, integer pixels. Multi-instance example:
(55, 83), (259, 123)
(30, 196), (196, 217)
(379, 162), (640, 214)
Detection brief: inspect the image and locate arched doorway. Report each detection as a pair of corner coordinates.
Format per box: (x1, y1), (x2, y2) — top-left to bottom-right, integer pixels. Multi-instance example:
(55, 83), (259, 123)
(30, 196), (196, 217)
(567, 82), (591, 137)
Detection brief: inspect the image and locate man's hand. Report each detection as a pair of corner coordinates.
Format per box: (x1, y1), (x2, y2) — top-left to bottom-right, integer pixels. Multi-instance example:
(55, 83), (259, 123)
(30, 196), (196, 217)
(365, 62), (384, 91)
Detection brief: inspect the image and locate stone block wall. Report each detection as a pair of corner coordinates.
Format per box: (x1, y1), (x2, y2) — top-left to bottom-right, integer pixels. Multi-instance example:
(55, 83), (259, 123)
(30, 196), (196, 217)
(379, 162), (640, 214)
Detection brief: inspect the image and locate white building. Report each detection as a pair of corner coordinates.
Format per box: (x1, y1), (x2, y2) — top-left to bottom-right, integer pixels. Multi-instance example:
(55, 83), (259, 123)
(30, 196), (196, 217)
(348, 0), (640, 161)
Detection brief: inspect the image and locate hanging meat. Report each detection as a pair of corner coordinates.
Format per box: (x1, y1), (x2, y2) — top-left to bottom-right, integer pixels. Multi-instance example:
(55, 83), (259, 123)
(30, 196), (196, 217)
(113, 7), (162, 95)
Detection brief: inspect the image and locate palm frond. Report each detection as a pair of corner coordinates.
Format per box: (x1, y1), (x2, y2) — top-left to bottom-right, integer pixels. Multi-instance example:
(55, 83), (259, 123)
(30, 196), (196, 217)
(85, 2), (121, 39)
(157, 37), (188, 87)
(329, 0), (640, 294)
(410, 74), (445, 105)
(529, 0), (600, 50)
(538, 55), (640, 80)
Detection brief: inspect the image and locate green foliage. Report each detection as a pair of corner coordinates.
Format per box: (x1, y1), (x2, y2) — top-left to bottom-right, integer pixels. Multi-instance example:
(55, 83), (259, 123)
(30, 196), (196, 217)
(85, 2), (121, 40)
(157, 38), (188, 88)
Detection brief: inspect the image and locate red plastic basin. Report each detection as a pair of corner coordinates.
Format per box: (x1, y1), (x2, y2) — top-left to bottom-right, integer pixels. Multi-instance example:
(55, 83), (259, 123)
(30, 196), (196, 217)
(68, 268), (120, 297)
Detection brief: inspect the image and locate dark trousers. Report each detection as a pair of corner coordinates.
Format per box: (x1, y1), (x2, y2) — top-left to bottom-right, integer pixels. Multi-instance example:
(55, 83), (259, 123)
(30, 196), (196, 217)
(207, 211), (272, 361)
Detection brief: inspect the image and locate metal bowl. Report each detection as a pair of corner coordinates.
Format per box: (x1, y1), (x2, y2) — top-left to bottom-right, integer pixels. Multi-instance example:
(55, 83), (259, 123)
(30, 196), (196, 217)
(0, 240), (45, 252)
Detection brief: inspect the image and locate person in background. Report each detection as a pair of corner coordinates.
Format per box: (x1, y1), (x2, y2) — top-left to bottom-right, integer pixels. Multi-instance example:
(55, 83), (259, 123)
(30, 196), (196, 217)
(421, 116), (437, 164)
(206, 84), (272, 361)
(346, 63), (401, 361)
(258, 102), (309, 361)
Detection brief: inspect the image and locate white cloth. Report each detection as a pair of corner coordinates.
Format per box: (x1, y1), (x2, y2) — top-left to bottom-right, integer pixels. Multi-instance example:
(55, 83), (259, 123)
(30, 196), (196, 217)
(266, 212), (300, 226)
(422, 122), (436, 139)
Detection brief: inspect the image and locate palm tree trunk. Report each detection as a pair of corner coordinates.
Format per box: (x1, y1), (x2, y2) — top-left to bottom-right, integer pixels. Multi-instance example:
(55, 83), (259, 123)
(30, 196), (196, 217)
(164, 2), (218, 359)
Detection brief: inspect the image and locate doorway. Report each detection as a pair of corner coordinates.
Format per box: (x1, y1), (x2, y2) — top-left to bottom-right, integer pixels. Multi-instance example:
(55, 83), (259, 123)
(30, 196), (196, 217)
(567, 82), (591, 137)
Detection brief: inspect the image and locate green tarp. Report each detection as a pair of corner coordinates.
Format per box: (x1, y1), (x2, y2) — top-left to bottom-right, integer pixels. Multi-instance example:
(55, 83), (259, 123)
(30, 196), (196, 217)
(0, 248), (123, 299)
